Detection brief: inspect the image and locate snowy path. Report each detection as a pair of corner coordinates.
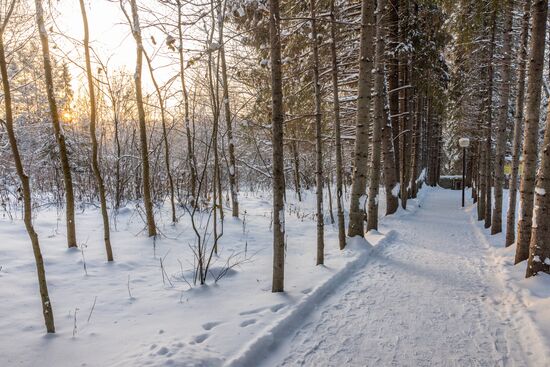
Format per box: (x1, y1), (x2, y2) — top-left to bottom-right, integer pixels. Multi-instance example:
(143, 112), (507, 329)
(265, 189), (543, 367)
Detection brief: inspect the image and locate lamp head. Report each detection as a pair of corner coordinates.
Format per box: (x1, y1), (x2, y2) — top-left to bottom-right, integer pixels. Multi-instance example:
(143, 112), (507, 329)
(459, 137), (470, 148)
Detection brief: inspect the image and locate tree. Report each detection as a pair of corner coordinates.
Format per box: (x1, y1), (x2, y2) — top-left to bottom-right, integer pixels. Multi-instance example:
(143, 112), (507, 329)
(483, 9), (496, 229)
(143, 50), (177, 223)
(218, 0), (239, 218)
(515, 0), (547, 264)
(398, 0), (411, 210)
(121, 0), (157, 237)
(310, 0), (324, 264)
(526, 94), (550, 277)
(270, 0), (285, 292)
(329, 0), (346, 249)
(367, 0), (387, 231)
(1, 0), (55, 333)
(348, 0), (375, 238)
(35, 0), (78, 248)
(176, 0), (197, 207)
(491, 0), (512, 234)
(387, 0), (400, 181)
(79, 0), (114, 260)
(525, 0), (550, 276)
(505, 0), (531, 246)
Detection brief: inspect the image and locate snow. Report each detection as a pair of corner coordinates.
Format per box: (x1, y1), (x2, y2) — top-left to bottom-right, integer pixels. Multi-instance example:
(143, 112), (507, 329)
(2, 187), (550, 366)
(0, 189), (381, 366)
(535, 187), (546, 196)
(391, 183), (400, 197)
(263, 188), (549, 366)
(466, 188), (550, 365)
(358, 194), (367, 209)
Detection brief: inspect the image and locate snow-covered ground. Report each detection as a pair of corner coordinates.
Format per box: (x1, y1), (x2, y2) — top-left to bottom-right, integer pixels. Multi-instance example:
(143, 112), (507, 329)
(0, 189), (383, 367)
(1, 187), (549, 366)
(264, 188), (550, 366)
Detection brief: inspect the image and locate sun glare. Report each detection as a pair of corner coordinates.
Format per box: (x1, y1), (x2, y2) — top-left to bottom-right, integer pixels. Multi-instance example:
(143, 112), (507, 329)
(61, 110), (73, 123)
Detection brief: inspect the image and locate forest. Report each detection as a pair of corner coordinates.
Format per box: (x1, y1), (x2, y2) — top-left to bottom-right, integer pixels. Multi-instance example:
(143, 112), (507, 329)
(1, 0), (550, 366)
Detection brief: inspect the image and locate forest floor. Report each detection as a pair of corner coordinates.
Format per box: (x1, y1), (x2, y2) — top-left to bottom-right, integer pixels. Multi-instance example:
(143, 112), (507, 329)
(1, 188), (550, 366)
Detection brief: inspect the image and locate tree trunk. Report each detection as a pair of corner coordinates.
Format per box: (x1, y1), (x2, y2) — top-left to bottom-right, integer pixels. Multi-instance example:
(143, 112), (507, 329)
(177, 0), (197, 207)
(209, 1), (225, 252)
(144, 51), (176, 223)
(367, 0), (387, 231)
(270, 0), (285, 292)
(478, 136), (486, 220)
(515, 0), (547, 264)
(218, 1), (239, 218)
(526, 108), (550, 277)
(126, 0), (157, 237)
(410, 93), (422, 198)
(506, 0), (531, 246)
(291, 135), (302, 201)
(0, 9), (55, 332)
(114, 109), (122, 210)
(381, 105), (399, 215)
(491, 0), (513, 234)
(310, 0), (324, 264)
(348, 0), (375, 238)
(387, 0), (400, 179)
(35, 0), (77, 248)
(79, 0), (113, 260)
(484, 10), (496, 229)
(329, 0), (346, 250)
(398, 0), (410, 209)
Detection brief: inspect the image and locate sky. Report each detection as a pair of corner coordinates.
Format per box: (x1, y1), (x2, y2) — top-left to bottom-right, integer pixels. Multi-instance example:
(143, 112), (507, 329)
(53, 0), (176, 94)
(55, 0), (135, 72)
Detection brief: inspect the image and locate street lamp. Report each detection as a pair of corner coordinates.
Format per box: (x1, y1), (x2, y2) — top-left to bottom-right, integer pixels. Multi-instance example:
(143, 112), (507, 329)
(459, 137), (470, 207)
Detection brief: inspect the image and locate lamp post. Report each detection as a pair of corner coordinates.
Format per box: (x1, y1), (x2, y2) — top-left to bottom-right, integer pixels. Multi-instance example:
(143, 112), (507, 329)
(459, 137), (470, 207)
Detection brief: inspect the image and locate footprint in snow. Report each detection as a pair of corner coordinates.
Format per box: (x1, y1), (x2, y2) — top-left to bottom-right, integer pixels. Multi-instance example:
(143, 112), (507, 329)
(202, 321), (222, 331)
(239, 307), (265, 316)
(240, 319), (256, 327)
(156, 346), (169, 356)
(270, 303), (285, 313)
(191, 333), (209, 344)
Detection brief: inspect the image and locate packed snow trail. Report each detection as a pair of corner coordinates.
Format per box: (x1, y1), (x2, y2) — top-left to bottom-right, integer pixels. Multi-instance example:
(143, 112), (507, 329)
(265, 188), (544, 367)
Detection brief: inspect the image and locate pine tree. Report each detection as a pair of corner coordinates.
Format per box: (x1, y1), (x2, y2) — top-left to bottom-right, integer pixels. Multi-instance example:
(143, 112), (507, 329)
(515, 0), (547, 264)
(348, 0), (375, 238)
(505, 0), (531, 246)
